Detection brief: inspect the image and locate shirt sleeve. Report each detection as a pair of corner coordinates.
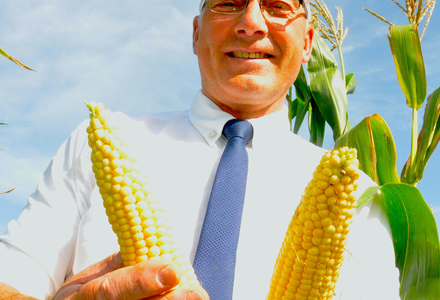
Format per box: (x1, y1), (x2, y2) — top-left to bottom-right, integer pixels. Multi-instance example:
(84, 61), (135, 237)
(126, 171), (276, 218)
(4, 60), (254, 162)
(0, 120), (95, 299)
(335, 172), (401, 299)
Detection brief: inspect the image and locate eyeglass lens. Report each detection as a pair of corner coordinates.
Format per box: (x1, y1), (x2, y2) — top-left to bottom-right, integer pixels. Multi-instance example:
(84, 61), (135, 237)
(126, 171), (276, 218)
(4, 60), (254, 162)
(209, 0), (302, 15)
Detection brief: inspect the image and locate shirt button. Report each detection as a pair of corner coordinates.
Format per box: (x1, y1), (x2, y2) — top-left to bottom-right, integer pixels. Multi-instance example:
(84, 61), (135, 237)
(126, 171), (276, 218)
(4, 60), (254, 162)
(209, 130), (217, 138)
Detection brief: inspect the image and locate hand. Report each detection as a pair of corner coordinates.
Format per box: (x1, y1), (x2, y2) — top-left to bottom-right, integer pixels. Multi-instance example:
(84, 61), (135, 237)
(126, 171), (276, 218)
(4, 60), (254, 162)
(50, 252), (209, 300)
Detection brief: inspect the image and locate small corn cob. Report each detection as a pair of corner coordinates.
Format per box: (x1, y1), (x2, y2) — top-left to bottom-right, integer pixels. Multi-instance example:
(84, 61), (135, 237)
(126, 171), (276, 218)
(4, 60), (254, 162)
(267, 147), (360, 300)
(85, 101), (199, 286)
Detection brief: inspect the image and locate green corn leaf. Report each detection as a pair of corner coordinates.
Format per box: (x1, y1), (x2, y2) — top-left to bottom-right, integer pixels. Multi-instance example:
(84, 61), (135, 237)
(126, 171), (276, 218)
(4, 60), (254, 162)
(307, 34), (350, 141)
(336, 114), (400, 186)
(0, 47), (10, 59)
(345, 73), (357, 95)
(293, 97), (310, 135)
(388, 25), (426, 110)
(288, 97), (297, 122)
(308, 98), (325, 147)
(422, 89), (440, 167)
(287, 87), (294, 122)
(375, 184), (440, 299)
(291, 66), (311, 134)
(289, 97), (306, 129)
(0, 46), (36, 71)
(356, 185), (380, 208)
(401, 86), (440, 184)
(293, 65), (311, 105)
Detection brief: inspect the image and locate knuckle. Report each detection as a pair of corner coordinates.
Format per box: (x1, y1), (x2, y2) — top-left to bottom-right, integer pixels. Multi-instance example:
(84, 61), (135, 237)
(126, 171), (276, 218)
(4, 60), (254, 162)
(96, 276), (118, 300)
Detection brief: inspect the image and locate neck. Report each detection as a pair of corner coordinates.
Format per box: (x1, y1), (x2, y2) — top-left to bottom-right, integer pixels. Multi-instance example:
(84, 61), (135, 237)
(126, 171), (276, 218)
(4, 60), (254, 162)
(211, 98), (285, 119)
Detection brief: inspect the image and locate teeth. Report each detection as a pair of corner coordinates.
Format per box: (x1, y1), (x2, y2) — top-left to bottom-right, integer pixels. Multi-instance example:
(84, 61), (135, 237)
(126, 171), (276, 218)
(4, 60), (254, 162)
(233, 51), (267, 59)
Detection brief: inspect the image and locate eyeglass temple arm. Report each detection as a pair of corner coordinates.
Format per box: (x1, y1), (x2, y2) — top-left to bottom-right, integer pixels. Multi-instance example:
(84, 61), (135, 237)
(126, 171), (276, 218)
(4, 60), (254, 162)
(300, 0), (308, 19)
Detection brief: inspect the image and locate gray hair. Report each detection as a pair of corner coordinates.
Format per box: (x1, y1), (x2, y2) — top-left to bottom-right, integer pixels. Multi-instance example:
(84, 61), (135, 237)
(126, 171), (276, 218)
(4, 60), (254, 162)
(199, 0), (310, 18)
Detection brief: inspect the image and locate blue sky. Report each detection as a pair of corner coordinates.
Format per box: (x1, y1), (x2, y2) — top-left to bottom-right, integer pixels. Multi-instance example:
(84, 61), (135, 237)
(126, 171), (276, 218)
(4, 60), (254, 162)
(0, 0), (439, 235)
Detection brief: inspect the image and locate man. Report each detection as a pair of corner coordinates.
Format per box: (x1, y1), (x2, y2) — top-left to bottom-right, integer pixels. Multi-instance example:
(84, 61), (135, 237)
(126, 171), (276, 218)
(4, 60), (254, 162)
(0, 0), (400, 299)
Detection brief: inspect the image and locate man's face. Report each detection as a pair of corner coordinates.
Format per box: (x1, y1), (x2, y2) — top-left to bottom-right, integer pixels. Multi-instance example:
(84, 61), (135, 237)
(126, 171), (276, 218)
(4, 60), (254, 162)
(193, 0), (314, 119)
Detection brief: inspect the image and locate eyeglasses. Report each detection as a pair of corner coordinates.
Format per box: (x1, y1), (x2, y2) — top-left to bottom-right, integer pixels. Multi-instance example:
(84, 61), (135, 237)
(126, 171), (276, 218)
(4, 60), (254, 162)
(201, 0), (307, 24)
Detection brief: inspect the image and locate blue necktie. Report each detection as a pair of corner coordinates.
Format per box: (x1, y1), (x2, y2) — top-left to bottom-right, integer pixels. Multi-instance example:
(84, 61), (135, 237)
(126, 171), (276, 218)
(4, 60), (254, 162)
(194, 119), (253, 300)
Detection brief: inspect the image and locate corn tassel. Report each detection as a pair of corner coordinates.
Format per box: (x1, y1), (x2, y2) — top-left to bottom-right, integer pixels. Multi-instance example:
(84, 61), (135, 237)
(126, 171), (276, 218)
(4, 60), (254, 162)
(267, 147), (360, 300)
(85, 101), (199, 286)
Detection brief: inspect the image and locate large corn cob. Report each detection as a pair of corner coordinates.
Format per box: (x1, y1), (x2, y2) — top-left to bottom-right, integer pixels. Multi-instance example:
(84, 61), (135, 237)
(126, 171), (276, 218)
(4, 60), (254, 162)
(267, 147), (360, 300)
(85, 101), (199, 286)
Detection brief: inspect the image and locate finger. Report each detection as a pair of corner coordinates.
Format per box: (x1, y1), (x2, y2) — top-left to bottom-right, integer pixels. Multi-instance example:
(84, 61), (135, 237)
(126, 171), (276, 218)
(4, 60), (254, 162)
(75, 259), (182, 300)
(65, 252), (124, 286)
(146, 285), (209, 300)
(50, 252), (125, 300)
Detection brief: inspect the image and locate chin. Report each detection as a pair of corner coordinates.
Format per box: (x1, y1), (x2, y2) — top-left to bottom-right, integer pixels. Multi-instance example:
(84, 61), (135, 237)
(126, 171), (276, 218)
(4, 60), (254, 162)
(229, 75), (273, 92)
(226, 76), (287, 98)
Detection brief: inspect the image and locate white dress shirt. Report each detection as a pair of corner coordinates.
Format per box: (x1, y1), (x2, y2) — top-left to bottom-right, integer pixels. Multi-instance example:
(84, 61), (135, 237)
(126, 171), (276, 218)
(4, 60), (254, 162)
(0, 91), (400, 299)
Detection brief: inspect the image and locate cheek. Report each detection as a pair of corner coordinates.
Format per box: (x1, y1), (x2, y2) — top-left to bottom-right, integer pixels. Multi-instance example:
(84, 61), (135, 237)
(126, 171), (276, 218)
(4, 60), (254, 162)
(280, 34), (305, 72)
(197, 40), (222, 87)
(280, 22), (307, 64)
(271, 39), (304, 89)
(197, 29), (228, 76)
(198, 39), (215, 72)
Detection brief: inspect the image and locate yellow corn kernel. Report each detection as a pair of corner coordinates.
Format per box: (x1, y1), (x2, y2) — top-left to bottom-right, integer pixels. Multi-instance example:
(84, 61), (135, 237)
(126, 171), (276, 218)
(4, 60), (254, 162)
(85, 101), (199, 286)
(267, 147), (360, 300)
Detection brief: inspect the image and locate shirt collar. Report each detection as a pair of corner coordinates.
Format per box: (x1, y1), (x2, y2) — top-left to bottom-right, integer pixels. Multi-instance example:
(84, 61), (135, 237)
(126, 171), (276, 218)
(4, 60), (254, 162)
(189, 90), (291, 147)
(189, 90), (234, 147)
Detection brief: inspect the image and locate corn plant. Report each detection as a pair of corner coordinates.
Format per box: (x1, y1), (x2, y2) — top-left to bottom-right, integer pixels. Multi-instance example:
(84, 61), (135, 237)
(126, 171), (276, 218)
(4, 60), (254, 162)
(289, 0), (440, 298)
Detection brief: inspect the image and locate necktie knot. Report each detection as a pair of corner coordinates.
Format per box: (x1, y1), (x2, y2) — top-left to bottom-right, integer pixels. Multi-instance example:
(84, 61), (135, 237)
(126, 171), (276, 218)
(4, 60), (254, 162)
(222, 119), (253, 144)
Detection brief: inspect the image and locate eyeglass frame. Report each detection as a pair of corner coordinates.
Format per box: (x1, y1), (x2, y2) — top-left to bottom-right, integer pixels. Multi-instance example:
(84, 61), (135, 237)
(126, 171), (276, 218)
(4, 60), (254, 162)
(199, 0), (309, 20)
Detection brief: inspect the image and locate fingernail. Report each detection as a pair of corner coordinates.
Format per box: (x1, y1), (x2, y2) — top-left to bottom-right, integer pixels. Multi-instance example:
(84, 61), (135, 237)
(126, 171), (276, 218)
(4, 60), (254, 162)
(186, 290), (205, 300)
(157, 265), (178, 287)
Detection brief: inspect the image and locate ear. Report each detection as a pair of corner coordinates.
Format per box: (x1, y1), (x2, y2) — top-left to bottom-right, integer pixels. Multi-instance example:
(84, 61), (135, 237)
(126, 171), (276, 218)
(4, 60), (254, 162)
(193, 16), (200, 55)
(301, 24), (314, 63)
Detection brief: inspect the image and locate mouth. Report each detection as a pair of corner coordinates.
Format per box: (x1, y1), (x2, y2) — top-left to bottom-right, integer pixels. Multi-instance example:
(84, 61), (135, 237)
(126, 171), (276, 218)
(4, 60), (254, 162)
(227, 51), (273, 59)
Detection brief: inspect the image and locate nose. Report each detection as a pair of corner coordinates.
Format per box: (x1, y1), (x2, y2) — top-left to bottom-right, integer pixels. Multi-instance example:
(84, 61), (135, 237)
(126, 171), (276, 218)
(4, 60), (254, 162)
(234, 0), (269, 37)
